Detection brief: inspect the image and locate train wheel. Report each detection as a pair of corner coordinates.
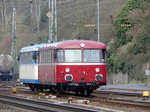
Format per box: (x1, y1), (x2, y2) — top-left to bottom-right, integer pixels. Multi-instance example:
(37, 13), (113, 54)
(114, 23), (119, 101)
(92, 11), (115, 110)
(80, 90), (85, 96)
(36, 86), (43, 92)
(35, 87), (41, 92)
(30, 87), (35, 91)
(40, 88), (43, 92)
(29, 85), (35, 92)
(75, 91), (79, 95)
(49, 87), (56, 93)
(86, 90), (93, 97)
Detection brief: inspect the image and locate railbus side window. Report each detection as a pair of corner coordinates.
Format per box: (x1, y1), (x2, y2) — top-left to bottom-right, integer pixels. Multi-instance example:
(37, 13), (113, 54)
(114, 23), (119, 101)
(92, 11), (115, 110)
(45, 50), (48, 63)
(51, 49), (54, 62)
(32, 51), (38, 63)
(101, 49), (106, 62)
(43, 51), (45, 63)
(40, 51), (44, 63)
(20, 52), (33, 64)
(56, 49), (64, 62)
(39, 50), (54, 63)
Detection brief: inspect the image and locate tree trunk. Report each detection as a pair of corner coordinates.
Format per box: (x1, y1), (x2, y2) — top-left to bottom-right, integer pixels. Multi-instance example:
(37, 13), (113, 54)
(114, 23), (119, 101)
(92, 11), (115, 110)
(35, 0), (40, 32)
(2, 0), (6, 26)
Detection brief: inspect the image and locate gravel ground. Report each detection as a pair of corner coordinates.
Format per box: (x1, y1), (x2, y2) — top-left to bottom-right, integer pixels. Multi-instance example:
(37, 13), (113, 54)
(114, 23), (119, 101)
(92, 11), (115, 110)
(0, 103), (36, 112)
(99, 84), (150, 91)
(1, 81), (150, 112)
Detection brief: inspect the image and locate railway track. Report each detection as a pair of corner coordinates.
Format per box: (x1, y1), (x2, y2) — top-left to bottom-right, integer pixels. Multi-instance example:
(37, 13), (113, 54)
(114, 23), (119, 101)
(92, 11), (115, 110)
(0, 95), (98, 112)
(92, 94), (150, 108)
(53, 90), (150, 110)
(0, 83), (150, 111)
(96, 89), (142, 96)
(57, 90), (150, 109)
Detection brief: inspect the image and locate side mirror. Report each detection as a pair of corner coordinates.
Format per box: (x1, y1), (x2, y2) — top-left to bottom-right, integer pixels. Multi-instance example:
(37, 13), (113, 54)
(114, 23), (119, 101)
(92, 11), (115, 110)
(32, 51), (37, 59)
(54, 51), (57, 59)
(17, 55), (20, 61)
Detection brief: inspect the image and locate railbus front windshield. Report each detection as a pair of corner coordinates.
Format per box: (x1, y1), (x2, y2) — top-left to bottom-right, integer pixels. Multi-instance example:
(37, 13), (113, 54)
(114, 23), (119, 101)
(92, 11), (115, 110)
(83, 49), (101, 62)
(56, 49), (106, 63)
(19, 51), (38, 64)
(65, 49), (82, 62)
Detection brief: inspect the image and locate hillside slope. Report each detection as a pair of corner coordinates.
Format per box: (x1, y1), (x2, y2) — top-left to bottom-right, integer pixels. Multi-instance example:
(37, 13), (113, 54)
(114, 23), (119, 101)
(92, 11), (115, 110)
(0, 0), (125, 54)
(107, 0), (150, 83)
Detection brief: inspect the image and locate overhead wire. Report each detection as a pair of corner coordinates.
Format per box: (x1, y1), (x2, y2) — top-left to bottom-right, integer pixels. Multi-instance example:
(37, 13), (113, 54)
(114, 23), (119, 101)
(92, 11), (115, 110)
(0, 0), (127, 40)
(0, 0), (140, 27)
(0, 0), (124, 9)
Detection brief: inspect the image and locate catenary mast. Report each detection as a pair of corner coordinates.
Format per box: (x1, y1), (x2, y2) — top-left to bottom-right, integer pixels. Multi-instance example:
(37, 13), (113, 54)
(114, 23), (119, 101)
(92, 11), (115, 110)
(48, 0), (57, 42)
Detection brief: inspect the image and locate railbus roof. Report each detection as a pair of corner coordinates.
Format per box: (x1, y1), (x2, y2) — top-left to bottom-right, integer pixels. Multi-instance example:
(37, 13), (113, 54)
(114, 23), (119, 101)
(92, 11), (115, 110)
(20, 44), (43, 53)
(40, 40), (106, 50)
(20, 40), (106, 52)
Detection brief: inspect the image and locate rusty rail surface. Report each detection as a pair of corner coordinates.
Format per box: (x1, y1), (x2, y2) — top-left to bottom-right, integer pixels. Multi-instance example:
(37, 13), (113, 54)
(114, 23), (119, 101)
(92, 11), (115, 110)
(0, 95), (98, 112)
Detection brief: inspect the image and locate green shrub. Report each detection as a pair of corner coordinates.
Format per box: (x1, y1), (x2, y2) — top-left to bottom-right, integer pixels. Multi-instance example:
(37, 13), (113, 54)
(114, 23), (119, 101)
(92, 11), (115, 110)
(107, 53), (127, 73)
(114, 0), (146, 46)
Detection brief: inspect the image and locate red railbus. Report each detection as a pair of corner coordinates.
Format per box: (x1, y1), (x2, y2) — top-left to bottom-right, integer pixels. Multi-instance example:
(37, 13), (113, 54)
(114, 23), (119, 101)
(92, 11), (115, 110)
(38, 40), (106, 95)
(19, 40), (106, 96)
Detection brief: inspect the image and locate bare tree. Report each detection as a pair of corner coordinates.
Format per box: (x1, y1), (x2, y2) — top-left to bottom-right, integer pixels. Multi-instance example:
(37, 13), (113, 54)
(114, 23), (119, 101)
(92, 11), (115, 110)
(1, 5), (4, 22)
(2, 0), (6, 26)
(35, 0), (41, 32)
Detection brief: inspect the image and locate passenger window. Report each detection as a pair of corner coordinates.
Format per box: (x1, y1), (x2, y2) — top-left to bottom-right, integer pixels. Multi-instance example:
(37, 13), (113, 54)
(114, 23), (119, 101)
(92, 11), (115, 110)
(101, 49), (106, 62)
(57, 50), (64, 62)
(33, 51), (39, 63)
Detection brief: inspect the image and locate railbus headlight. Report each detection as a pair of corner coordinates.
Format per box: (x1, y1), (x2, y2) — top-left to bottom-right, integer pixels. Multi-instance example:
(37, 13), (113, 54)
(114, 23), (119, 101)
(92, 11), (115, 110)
(65, 67), (70, 72)
(65, 74), (73, 81)
(101, 59), (105, 62)
(95, 74), (103, 81)
(95, 68), (100, 72)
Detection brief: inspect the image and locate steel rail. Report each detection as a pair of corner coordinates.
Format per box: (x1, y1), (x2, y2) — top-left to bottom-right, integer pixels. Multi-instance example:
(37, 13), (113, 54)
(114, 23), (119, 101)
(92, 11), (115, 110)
(113, 98), (150, 108)
(92, 94), (150, 108)
(54, 91), (150, 108)
(55, 92), (150, 110)
(96, 90), (142, 96)
(0, 95), (98, 112)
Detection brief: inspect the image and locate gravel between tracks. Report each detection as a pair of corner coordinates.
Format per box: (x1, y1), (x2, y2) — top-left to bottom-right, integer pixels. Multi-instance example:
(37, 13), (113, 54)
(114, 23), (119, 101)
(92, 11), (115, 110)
(1, 81), (150, 112)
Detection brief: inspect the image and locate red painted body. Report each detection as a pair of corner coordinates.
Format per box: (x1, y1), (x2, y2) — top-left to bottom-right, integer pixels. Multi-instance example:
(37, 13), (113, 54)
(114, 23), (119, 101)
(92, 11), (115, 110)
(56, 65), (106, 83)
(39, 64), (55, 83)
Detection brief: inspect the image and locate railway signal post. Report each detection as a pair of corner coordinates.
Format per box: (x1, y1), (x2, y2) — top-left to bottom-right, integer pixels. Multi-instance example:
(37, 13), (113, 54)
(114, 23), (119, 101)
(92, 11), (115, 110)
(11, 8), (17, 75)
(145, 62), (150, 86)
(48, 0), (57, 43)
